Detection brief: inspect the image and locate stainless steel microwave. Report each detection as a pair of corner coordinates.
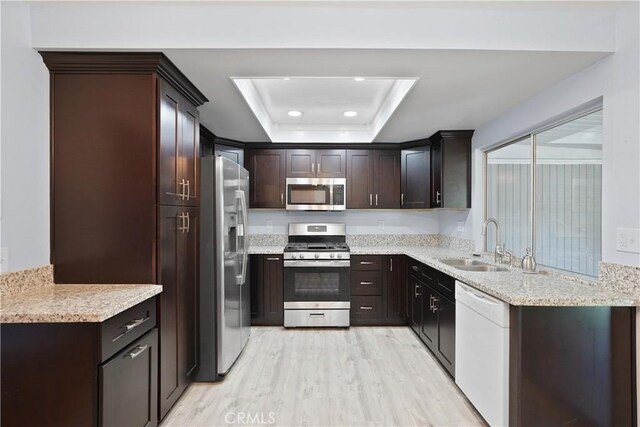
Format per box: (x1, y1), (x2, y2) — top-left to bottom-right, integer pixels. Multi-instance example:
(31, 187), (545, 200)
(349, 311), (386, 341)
(285, 178), (346, 211)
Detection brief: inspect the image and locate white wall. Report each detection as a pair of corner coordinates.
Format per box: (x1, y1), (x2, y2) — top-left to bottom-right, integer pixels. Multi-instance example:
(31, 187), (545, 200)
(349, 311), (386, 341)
(0, 2), (50, 273)
(469, 2), (640, 268)
(248, 210), (439, 236)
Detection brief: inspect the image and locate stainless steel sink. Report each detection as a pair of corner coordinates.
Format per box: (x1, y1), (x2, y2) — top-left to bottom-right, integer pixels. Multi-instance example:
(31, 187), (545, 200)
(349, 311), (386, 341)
(439, 258), (509, 272)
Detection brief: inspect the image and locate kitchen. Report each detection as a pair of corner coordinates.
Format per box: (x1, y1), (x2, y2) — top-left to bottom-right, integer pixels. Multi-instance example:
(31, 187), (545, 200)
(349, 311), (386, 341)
(1, 1), (639, 427)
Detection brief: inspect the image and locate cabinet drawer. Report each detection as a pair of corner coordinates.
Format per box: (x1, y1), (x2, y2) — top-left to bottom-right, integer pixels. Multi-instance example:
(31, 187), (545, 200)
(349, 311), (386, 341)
(100, 298), (156, 363)
(434, 272), (455, 301)
(350, 271), (382, 295)
(351, 296), (384, 324)
(99, 328), (158, 427)
(351, 255), (382, 271)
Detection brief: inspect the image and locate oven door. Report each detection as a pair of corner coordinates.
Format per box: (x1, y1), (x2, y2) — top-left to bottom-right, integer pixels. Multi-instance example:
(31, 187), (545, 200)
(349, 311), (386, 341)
(283, 260), (350, 306)
(286, 178), (333, 211)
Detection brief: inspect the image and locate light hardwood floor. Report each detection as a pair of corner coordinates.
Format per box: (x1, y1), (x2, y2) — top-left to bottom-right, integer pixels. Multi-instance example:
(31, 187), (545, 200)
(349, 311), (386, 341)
(162, 327), (485, 427)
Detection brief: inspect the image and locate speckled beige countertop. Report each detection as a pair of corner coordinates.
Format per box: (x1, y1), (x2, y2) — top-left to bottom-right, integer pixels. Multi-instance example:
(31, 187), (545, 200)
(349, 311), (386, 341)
(249, 245), (637, 307)
(1, 282), (162, 323)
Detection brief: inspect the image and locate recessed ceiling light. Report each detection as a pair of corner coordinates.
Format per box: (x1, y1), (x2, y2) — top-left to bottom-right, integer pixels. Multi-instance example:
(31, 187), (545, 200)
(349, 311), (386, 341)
(288, 110), (303, 117)
(344, 111), (358, 117)
(354, 77), (365, 82)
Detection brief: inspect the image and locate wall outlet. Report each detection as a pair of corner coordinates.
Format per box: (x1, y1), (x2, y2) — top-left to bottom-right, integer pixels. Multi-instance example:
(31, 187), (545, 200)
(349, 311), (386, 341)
(378, 220), (385, 230)
(266, 220), (273, 232)
(616, 228), (640, 253)
(0, 247), (8, 273)
(456, 221), (465, 233)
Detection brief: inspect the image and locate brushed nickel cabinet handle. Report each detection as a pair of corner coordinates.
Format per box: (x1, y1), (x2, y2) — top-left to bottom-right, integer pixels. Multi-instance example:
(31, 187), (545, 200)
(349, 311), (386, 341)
(186, 213), (190, 233)
(414, 284), (420, 297)
(375, 194), (378, 206)
(401, 193), (404, 206)
(390, 258), (393, 272)
(267, 257), (280, 261)
(360, 261), (374, 265)
(125, 345), (148, 359)
(317, 162), (320, 174)
(179, 179), (187, 200)
(412, 265), (419, 271)
(369, 194), (372, 206)
(311, 163), (315, 174)
(360, 306), (374, 310)
(360, 281), (374, 285)
(436, 190), (441, 205)
(186, 179), (191, 200)
(281, 193), (284, 206)
(112, 316), (150, 342)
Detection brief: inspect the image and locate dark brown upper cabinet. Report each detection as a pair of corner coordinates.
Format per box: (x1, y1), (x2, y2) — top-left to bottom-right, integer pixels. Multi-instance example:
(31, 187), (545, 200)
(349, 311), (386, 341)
(430, 130), (473, 209)
(246, 149), (287, 208)
(286, 149), (346, 178)
(346, 150), (400, 209)
(401, 145), (431, 209)
(158, 80), (200, 207)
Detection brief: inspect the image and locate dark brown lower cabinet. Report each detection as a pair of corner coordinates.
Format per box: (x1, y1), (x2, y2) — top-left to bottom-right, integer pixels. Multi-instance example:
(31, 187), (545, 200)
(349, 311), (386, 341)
(100, 329), (158, 427)
(351, 255), (407, 325)
(407, 260), (456, 377)
(250, 254), (284, 326)
(1, 298), (158, 427)
(509, 306), (635, 427)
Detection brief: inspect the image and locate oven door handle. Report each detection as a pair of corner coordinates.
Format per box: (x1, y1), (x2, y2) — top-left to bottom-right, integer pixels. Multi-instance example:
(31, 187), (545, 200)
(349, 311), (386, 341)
(283, 260), (351, 268)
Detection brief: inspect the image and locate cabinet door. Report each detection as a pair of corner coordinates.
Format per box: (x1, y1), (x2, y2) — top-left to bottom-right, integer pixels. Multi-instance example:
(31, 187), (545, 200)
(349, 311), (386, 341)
(100, 329), (158, 427)
(179, 102), (200, 206)
(157, 206), (180, 419)
(286, 149), (316, 178)
(441, 136), (471, 208)
(158, 81), (182, 205)
(316, 149), (346, 178)
(408, 275), (423, 334)
(401, 146), (431, 208)
(249, 255), (265, 324)
(430, 140), (442, 207)
(247, 149), (286, 208)
(420, 284), (438, 351)
(385, 255), (407, 325)
(435, 294), (455, 376)
(263, 255), (284, 325)
(179, 207), (199, 385)
(373, 150), (401, 208)
(346, 150), (374, 208)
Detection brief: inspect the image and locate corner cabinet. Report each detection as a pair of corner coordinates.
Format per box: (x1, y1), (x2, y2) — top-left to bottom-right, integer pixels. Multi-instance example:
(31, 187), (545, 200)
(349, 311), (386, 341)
(41, 52), (208, 422)
(246, 149), (287, 208)
(430, 130), (473, 209)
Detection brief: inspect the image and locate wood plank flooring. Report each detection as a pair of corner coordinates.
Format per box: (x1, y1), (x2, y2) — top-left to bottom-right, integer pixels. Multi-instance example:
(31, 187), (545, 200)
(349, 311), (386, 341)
(161, 327), (485, 427)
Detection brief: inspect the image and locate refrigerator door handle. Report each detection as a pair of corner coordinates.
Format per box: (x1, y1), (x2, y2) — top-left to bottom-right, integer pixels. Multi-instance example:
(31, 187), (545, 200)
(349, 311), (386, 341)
(237, 189), (249, 284)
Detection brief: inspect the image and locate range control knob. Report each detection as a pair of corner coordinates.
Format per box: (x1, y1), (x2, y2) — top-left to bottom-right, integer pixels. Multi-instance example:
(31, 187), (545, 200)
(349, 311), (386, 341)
(315, 253), (320, 259)
(337, 253), (343, 259)
(330, 253), (335, 259)
(291, 254), (298, 259)
(299, 254), (305, 259)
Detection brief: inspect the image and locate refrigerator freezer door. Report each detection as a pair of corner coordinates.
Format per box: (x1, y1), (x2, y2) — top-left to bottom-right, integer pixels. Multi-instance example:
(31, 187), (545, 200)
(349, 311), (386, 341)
(238, 165), (251, 349)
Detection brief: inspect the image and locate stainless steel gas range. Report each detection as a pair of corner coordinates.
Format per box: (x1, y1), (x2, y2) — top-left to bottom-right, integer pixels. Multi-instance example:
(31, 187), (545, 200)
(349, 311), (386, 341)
(283, 223), (350, 328)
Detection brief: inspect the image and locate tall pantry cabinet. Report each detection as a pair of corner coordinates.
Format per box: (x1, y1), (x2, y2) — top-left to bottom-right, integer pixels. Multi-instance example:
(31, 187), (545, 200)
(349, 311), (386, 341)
(41, 52), (208, 420)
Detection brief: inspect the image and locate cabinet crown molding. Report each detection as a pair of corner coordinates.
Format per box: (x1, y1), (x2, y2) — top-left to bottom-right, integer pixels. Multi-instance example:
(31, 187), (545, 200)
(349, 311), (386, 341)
(39, 51), (209, 107)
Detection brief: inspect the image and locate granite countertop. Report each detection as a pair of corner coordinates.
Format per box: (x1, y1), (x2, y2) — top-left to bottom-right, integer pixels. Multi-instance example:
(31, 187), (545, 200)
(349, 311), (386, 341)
(249, 244), (637, 307)
(1, 283), (162, 323)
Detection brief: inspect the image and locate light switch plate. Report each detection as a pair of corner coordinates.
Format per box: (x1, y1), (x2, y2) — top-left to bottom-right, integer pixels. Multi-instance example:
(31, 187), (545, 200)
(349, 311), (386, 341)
(266, 220), (273, 232)
(616, 228), (640, 253)
(378, 220), (385, 230)
(457, 221), (465, 232)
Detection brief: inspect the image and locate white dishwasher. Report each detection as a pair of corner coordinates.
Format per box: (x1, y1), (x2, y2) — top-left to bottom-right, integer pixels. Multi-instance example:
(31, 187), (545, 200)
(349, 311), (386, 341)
(455, 281), (510, 427)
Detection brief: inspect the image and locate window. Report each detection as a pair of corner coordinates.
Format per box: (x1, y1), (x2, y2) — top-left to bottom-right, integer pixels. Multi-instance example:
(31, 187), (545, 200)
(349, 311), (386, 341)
(485, 109), (603, 276)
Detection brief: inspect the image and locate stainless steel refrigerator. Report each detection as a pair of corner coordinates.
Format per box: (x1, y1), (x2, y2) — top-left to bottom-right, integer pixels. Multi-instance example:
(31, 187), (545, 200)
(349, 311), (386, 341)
(198, 156), (250, 381)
